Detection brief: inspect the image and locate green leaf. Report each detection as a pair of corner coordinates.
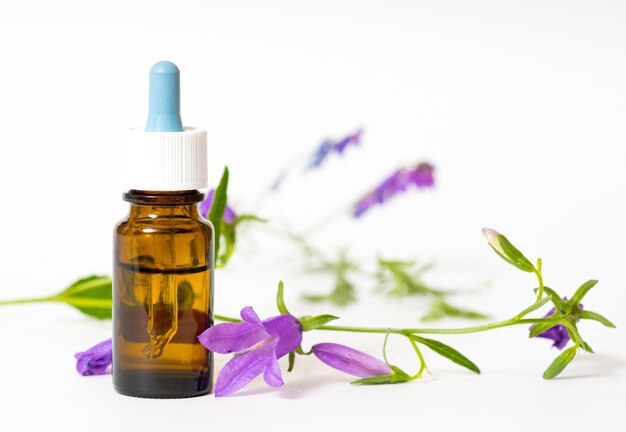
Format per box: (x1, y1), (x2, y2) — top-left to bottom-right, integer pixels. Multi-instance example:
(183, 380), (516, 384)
(543, 346), (577, 379)
(53, 275), (113, 319)
(421, 299), (489, 322)
(563, 323), (593, 353)
(276, 281), (291, 315)
(376, 259), (441, 298)
(529, 321), (558, 338)
(216, 214), (267, 267)
(514, 296), (553, 319)
(218, 220), (237, 266)
(301, 294), (328, 302)
(351, 366), (412, 385)
(234, 214), (268, 225)
(328, 276), (356, 306)
(579, 310), (616, 328)
(543, 287), (566, 310)
(217, 213), (266, 267)
(299, 314), (340, 332)
(303, 271), (356, 306)
(207, 167), (229, 265)
(410, 335), (480, 374)
(568, 280), (598, 308)
(300, 248), (358, 306)
(224, 214), (266, 265)
(495, 234), (535, 273)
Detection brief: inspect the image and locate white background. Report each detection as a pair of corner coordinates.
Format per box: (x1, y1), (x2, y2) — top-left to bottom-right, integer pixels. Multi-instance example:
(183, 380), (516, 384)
(0, 1), (625, 431)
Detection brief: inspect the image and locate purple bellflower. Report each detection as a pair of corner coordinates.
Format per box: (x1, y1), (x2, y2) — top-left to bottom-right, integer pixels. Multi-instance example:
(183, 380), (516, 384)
(307, 129), (362, 170)
(199, 188), (237, 223)
(196, 308), (391, 396)
(312, 343), (391, 378)
(198, 307), (303, 397)
(536, 321), (570, 350)
(353, 162), (435, 217)
(531, 299), (582, 350)
(75, 338), (112, 376)
(76, 315), (390, 395)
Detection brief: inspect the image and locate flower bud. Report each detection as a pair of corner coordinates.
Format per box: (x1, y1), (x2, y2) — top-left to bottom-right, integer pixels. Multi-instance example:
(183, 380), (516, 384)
(482, 228), (505, 255)
(481, 228), (535, 273)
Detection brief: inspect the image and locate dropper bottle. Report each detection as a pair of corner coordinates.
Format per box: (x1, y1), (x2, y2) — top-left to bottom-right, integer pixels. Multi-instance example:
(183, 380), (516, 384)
(113, 61), (214, 398)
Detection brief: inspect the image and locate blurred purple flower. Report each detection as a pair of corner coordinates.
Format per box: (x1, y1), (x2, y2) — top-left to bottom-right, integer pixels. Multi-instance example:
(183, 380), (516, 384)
(75, 338), (112, 376)
(353, 162), (435, 217)
(199, 189), (236, 223)
(307, 129), (362, 169)
(198, 307), (302, 397)
(531, 299), (582, 350)
(270, 171), (286, 191)
(312, 343), (391, 378)
(536, 322), (570, 350)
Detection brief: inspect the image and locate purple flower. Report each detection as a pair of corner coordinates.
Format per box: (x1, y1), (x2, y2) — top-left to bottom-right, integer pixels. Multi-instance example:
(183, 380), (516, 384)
(532, 299), (582, 350)
(199, 189), (236, 223)
(75, 338), (112, 376)
(198, 307), (302, 397)
(353, 162), (435, 217)
(312, 343), (392, 378)
(536, 322), (570, 350)
(270, 171), (286, 191)
(307, 129), (362, 169)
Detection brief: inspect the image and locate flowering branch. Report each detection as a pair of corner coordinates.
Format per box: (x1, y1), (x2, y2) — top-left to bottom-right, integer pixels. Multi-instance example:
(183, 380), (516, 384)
(72, 228), (614, 395)
(192, 228), (614, 394)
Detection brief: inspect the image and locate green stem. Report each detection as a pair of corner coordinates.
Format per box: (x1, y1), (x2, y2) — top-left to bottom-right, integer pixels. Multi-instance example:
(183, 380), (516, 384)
(0, 296), (53, 306)
(407, 336), (427, 379)
(215, 314), (241, 323)
(535, 258), (544, 301)
(382, 331), (391, 364)
(318, 317), (561, 336)
(0, 296), (112, 308)
(214, 313), (562, 336)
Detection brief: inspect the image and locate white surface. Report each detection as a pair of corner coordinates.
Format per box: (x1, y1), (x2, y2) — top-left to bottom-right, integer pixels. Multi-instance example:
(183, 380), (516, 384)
(0, 1), (625, 431)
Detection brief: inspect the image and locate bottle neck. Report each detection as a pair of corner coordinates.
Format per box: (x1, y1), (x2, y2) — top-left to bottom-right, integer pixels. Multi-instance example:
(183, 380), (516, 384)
(123, 190), (204, 218)
(124, 190), (204, 205)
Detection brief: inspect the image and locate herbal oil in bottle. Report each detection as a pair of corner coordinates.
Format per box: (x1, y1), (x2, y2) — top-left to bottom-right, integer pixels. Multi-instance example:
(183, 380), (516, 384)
(113, 61), (213, 398)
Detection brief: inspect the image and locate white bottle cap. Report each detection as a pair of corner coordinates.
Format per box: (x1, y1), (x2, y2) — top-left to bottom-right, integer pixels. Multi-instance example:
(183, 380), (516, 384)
(126, 127), (207, 191)
(126, 61), (207, 191)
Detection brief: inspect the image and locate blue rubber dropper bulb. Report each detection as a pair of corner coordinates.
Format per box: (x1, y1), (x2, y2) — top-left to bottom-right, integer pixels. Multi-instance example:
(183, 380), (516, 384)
(145, 61), (184, 132)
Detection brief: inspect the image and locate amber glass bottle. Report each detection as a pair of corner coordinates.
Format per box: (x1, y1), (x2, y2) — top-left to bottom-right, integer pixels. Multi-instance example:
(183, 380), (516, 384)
(114, 61), (212, 398)
(113, 190), (213, 398)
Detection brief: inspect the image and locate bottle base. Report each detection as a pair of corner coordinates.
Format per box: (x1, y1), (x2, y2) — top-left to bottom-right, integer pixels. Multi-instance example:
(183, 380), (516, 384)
(114, 387), (212, 399)
(113, 369), (212, 399)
